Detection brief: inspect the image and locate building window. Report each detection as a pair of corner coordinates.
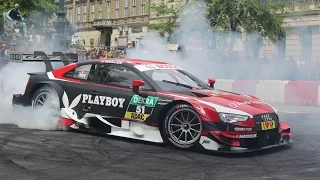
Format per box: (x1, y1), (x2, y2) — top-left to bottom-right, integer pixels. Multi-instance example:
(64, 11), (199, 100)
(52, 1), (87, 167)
(77, 5), (81, 22)
(116, 0), (119, 9)
(116, 0), (119, 18)
(140, 0), (145, 15)
(132, 0), (136, 16)
(69, 8), (73, 23)
(132, 7), (136, 16)
(124, 8), (128, 17)
(107, 1), (111, 19)
(91, 4), (95, 21)
(98, 2), (102, 19)
(83, 5), (87, 22)
(124, 0), (128, 17)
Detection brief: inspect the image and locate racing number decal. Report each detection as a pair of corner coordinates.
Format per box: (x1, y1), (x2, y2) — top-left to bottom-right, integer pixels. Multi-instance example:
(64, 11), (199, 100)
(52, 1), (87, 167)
(124, 95), (159, 121)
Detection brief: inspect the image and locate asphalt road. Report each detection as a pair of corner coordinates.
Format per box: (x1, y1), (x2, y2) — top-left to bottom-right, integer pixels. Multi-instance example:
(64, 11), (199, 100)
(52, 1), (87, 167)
(0, 111), (319, 180)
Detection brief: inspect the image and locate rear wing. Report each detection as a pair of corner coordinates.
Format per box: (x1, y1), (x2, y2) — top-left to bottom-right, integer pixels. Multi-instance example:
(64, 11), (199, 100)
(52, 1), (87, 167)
(6, 51), (78, 72)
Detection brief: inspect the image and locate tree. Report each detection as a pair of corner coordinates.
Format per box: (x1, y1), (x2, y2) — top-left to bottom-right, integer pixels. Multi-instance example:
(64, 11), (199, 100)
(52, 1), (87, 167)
(0, 0), (16, 34)
(148, 1), (184, 41)
(206, 0), (287, 58)
(0, 0), (57, 34)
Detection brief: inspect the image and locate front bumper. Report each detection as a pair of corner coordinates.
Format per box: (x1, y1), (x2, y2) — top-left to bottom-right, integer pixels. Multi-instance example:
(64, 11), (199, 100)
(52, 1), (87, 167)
(198, 122), (291, 153)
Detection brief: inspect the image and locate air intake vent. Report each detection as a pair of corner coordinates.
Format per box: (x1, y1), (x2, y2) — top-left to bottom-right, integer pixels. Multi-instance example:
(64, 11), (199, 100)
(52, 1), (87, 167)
(190, 91), (210, 98)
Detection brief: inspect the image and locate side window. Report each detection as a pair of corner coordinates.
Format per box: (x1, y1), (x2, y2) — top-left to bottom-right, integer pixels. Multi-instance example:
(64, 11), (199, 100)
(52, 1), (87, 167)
(98, 64), (151, 90)
(64, 64), (97, 81)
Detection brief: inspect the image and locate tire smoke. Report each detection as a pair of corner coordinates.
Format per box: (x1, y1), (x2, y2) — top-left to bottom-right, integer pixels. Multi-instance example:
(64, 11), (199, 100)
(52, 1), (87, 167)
(0, 62), (63, 130)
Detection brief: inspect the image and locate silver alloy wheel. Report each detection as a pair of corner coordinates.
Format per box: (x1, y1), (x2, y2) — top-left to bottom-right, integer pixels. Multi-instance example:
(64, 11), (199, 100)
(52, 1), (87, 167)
(167, 108), (202, 145)
(32, 91), (50, 108)
(32, 89), (60, 116)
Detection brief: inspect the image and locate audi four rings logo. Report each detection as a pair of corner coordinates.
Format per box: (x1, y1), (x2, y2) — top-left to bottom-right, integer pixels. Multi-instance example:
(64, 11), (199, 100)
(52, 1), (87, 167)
(261, 114), (272, 121)
(9, 54), (22, 60)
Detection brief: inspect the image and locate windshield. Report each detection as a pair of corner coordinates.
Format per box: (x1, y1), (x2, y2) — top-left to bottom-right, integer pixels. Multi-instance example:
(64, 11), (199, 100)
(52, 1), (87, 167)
(143, 69), (211, 91)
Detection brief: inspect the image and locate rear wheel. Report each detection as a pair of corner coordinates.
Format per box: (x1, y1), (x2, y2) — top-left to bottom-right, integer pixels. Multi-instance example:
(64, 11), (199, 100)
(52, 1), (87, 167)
(31, 85), (60, 111)
(163, 104), (202, 149)
(31, 85), (62, 129)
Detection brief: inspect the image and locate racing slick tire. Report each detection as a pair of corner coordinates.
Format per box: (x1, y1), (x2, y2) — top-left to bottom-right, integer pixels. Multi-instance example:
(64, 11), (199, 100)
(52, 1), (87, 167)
(31, 85), (64, 129)
(163, 104), (202, 149)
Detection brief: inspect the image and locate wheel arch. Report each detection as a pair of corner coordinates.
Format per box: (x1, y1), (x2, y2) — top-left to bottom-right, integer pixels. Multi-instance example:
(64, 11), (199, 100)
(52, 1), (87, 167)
(158, 100), (193, 134)
(30, 81), (65, 101)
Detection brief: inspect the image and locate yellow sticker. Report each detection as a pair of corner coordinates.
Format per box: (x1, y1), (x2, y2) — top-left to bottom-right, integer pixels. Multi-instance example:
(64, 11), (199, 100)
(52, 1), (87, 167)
(261, 120), (276, 130)
(124, 112), (150, 121)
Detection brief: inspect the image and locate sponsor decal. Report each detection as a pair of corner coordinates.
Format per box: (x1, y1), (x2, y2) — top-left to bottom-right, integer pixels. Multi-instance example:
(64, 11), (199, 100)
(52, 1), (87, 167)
(202, 140), (210, 144)
(100, 60), (123, 64)
(229, 100), (265, 108)
(78, 71), (88, 79)
(153, 64), (178, 69)
(82, 94), (125, 108)
(261, 114), (273, 121)
(157, 99), (173, 106)
(168, 137), (194, 148)
(176, 104), (190, 109)
(135, 64), (180, 71)
(145, 65), (157, 70)
(157, 102), (168, 105)
(261, 120), (276, 130)
(124, 95), (159, 121)
(237, 134), (257, 138)
(9, 53), (22, 60)
(234, 127), (253, 131)
(129, 95), (159, 107)
(158, 99), (173, 102)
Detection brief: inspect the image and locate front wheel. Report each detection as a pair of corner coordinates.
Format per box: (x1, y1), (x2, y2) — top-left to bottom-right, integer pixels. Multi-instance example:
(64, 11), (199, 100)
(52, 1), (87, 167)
(163, 104), (202, 149)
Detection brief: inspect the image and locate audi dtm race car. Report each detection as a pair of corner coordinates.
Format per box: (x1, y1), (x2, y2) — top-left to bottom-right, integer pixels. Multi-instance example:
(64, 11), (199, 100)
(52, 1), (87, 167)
(10, 51), (291, 153)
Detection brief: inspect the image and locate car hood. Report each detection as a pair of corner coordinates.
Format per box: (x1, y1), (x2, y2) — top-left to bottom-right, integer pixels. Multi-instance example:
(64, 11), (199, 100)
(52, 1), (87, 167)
(168, 89), (276, 115)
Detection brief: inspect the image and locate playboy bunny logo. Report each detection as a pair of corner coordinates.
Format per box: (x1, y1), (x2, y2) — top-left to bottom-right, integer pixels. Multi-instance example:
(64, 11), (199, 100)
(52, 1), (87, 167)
(61, 92), (87, 125)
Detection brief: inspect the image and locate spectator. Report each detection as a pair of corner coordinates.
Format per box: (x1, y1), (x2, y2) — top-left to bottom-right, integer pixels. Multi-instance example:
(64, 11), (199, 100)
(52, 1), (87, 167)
(0, 44), (8, 70)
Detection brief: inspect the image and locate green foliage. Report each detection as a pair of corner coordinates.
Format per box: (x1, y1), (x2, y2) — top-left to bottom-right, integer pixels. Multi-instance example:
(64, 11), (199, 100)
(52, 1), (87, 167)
(0, 0), (15, 26)
(207, 0), (287, 41)
(0, 0), (57, 33)
(17, 0), (57, 18)
(148, 1), (184, 41)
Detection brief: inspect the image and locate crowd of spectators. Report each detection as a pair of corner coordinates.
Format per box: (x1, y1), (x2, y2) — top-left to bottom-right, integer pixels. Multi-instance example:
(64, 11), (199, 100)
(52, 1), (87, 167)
(69, 45), (126, 60)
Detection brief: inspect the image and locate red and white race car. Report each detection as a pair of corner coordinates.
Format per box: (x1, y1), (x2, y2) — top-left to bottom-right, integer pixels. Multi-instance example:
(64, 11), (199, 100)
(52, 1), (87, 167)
(12, 51), (291, 153)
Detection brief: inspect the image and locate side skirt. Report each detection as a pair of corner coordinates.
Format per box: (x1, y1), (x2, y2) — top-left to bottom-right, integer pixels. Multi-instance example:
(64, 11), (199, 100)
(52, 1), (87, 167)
(60, 110), (164, 143)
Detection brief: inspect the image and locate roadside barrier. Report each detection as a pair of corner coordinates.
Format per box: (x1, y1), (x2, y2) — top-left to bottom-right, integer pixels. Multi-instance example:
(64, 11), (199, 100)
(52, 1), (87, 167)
(216, 79), (320, 106)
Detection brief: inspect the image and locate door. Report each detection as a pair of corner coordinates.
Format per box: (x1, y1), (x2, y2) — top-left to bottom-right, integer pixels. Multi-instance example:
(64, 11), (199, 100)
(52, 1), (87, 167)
(58, 63), (101, 119)
(94, 63), (157, 122)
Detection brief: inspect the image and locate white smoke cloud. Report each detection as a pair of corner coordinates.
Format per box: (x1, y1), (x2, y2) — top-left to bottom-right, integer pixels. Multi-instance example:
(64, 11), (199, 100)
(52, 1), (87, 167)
(0, 62), (63, 130)
(127, 0), (316, 108)
(127, 1), (240, 80)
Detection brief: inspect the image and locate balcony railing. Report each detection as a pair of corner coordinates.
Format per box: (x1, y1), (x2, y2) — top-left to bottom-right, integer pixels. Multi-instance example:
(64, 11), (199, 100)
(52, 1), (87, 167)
(92, 19), (113, 27)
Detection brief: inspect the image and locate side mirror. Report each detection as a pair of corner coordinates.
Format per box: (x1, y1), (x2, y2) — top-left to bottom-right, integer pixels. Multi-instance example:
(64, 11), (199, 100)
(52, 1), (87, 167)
(132, 80), (145, 95)
(208, 78), (215, 88)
